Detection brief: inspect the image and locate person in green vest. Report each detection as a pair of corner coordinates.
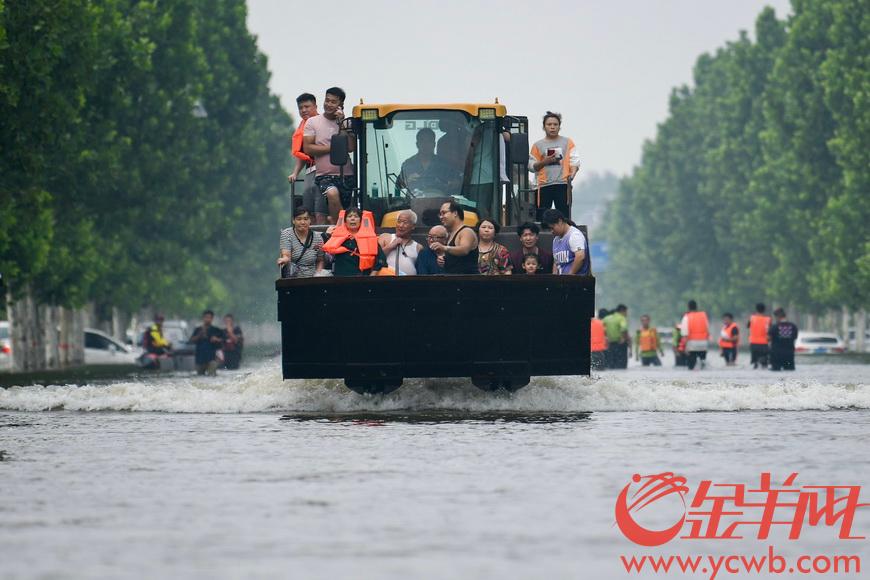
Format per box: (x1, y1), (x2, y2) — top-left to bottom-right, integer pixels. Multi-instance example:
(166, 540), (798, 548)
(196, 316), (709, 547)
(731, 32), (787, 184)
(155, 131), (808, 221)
(635, 314), (664, 366)
(603, 304), (630, 369)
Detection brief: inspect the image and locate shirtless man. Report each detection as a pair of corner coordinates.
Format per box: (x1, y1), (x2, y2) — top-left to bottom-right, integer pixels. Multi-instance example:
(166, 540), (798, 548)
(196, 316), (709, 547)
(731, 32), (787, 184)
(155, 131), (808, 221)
(429, 201), (478, 274)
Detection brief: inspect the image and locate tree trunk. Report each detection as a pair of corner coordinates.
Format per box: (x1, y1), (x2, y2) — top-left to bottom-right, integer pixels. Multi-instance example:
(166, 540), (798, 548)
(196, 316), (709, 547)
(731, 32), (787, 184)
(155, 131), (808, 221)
(58, 307), (85, 367)
(6, 283), (86, 372)
(111, 307), (130, 344)
(857, 309), (867, 352)
(41, 303), (60, 369)
(841, 306), (850, 340)
(6, 284), (42, 372)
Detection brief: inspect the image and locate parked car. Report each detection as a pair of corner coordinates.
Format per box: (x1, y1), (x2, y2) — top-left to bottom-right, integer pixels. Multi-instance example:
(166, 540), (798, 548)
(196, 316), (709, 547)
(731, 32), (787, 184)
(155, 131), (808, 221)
(794, 332), (847, 355)
(84, 328), (141, 365)
(847, 329), (870, 353)
(0, 321), (11, 371)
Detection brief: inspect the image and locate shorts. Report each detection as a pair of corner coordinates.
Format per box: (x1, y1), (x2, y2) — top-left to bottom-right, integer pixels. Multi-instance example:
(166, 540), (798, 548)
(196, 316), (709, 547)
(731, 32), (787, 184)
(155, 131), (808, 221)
(315, 175), (355, 209)
(301, 170), (327, 215)
(641, 355), (662, 367)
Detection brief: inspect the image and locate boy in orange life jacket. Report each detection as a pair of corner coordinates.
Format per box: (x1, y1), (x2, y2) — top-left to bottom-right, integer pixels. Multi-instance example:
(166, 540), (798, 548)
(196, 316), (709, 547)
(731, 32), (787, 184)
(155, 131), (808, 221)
(635, 315), (664, 366)
(719, 313), (739, 366)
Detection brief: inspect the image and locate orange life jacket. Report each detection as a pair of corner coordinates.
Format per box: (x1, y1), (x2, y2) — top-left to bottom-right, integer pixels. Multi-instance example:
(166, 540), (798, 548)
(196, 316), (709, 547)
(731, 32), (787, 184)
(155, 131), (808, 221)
(718, 322), (739, 349)
(686, 311), (709, 341)
(638, 328), (659, 352)
(748, 314), (771, 345)
(590, 319), (607, 352)
(292, 116), (314, 164)
(322, 210), (379, 271)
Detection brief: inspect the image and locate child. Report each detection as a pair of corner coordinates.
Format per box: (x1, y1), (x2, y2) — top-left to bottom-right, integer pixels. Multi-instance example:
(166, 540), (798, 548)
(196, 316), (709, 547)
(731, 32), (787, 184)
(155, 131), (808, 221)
(521, 253), (540, 275)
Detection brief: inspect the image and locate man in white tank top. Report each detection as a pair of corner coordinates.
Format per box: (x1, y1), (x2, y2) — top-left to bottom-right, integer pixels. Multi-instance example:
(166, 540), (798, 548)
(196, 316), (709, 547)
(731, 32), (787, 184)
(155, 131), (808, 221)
(378, 209), (423, 275)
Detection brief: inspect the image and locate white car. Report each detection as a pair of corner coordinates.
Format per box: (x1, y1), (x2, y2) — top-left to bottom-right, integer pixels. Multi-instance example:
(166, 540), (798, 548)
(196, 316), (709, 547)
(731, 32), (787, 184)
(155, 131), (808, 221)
(85, 328), (141, 365)
(0, 321), (11, 371)
(794, 332), (847, 355)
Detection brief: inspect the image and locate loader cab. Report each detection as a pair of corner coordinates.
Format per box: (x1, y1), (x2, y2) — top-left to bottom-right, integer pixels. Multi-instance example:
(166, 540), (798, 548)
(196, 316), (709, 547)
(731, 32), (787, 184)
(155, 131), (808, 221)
(343, 103), (530, 228)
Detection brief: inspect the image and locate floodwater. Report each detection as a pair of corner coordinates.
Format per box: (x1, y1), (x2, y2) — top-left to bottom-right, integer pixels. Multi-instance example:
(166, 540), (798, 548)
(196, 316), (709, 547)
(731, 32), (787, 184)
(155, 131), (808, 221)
(1, 354), (869, 580)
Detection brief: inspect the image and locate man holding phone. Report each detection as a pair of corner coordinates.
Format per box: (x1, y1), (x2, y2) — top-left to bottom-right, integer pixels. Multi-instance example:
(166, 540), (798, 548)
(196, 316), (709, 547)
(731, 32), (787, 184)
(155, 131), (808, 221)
(303, 87), (355, 224)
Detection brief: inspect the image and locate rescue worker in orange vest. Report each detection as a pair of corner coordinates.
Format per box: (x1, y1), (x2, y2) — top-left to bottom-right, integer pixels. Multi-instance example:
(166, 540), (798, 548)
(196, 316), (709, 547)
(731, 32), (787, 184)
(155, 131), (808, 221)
(322, 207), (387, 276)
(288, 93), (327, 224)
(719, 312), (739, 367)
(590, 308), (609, 370)
(747, 302), (771, 369)
(679, 300), (709, 370)
(635, 314), (664, 366)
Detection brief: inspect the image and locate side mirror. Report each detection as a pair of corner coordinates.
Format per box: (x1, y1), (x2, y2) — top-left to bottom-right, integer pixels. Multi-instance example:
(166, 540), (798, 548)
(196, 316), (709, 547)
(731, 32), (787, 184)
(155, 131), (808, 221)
(329, 133), (349, 166)
(509, 133), (529, 164)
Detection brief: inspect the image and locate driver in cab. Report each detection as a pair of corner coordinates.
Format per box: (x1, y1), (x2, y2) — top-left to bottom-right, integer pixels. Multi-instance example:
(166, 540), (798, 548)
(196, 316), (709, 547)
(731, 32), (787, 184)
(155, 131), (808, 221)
(398, 128), (455, 193)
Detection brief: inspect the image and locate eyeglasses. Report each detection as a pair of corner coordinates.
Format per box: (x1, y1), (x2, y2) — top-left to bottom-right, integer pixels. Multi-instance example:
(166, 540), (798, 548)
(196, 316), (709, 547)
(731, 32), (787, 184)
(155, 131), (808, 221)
(427, 235), (447, 240)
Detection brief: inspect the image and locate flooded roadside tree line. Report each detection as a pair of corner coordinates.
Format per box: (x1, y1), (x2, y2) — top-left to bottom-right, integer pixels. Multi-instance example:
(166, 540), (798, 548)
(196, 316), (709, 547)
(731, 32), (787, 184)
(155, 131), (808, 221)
(599, 2), (869, 329)
(1, 1), (294, 372)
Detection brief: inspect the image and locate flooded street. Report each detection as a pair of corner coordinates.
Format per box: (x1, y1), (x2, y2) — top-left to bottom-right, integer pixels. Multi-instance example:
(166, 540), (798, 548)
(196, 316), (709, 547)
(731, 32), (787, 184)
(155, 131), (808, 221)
(2, 356), (869, 579)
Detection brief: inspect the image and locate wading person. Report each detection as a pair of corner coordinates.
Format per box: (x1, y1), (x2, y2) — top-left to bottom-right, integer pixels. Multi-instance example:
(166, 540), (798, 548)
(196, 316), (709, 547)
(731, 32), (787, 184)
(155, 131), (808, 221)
(140, 314), (172, 370)
(221, 314), (244, 370)
(429, 201), (478, 274)
(591, 309), (609, 370)
(680, 300), (710, 370)
(190, 310), (225, 376)
(719, 313), (739, 367)
(288, 93), (326, 223)
(635, 315), (664, 366)
(278, 207), (325, 278)
(529, 111), (580, 221)
(303, 87), (355, 223)
(768, 308), (798, 371)
(603, 305), (630, 369)
(748, 303), (771, 369)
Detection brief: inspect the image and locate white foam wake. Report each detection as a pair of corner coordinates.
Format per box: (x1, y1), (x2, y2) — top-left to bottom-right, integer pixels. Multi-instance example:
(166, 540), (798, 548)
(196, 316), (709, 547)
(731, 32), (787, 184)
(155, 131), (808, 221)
(1, 361), (868, 413)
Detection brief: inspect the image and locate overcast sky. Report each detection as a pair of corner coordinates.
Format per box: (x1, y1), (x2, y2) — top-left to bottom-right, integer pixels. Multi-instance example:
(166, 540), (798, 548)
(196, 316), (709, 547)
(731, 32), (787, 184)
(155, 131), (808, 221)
(247, 0), (791, 178)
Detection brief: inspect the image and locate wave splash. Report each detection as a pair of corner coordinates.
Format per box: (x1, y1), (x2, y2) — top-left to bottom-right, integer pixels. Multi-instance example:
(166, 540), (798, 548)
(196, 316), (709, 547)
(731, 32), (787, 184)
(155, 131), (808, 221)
(1, 363), (868, 413)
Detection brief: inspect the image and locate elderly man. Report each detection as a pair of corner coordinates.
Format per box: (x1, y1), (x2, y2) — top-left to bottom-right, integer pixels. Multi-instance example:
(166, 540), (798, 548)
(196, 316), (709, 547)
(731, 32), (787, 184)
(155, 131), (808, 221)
(417, 225), (448, 275)
(378, 209), (423, 275)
